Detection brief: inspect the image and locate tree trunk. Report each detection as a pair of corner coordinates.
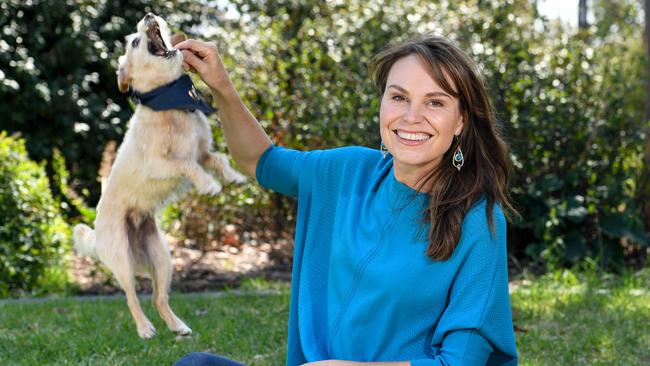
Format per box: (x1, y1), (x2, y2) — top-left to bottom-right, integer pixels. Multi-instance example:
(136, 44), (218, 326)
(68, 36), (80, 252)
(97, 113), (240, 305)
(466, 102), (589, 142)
(641, 0), (650, 231)
(579, 0), (588, 29)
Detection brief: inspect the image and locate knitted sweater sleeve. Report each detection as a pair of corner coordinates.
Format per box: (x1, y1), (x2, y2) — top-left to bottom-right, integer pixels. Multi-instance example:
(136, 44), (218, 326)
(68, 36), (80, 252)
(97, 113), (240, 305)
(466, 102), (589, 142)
(412, 203), (518, 366)
(255, 145), (362, 197)
(255, 145), (317, 197)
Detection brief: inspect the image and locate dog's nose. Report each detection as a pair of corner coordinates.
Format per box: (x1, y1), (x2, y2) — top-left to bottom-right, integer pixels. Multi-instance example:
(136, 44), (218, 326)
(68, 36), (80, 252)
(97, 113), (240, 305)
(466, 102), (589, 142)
(144, 13), (155, 20)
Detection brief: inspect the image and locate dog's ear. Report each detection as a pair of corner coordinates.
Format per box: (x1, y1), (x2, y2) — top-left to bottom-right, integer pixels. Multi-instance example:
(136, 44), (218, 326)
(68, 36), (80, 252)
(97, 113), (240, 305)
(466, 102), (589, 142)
(117, 55), (131, 93)
(171, 32), (186, 47)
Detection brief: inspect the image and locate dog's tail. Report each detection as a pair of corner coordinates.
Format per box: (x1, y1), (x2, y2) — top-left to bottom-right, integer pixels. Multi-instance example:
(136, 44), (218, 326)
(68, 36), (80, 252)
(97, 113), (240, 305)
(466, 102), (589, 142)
(73, 224), (98, 258)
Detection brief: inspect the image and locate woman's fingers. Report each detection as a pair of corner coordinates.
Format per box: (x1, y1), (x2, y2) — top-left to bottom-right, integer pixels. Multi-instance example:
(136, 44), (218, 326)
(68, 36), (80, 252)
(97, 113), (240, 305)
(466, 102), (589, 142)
(175, 38), (227, 90)
(182, 61), (196, 73)
(175, 39), (215, 59)
(181, 50), (206, 74)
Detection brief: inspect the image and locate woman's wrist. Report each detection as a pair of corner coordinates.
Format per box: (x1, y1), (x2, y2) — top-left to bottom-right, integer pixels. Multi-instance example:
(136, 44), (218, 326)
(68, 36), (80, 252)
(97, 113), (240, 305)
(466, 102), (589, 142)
(210, 79), (238, 105)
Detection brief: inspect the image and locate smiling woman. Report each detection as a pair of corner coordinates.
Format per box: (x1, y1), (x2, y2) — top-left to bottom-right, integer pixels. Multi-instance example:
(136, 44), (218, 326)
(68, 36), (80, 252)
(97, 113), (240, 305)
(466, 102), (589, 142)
(173, 34), (518, 366)
(368, 36), (516, 261)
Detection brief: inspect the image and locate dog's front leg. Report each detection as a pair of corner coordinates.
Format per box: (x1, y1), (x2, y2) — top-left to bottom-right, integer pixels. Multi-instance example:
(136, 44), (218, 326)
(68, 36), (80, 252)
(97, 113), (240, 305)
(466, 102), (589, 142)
(201, 152), (247, 184)
(148, 159), (221, 195)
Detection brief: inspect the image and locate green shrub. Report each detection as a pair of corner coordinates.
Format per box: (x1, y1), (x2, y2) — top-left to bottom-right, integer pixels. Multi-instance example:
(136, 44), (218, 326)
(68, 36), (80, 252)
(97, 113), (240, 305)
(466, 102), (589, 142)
(0, 132), (70, 297)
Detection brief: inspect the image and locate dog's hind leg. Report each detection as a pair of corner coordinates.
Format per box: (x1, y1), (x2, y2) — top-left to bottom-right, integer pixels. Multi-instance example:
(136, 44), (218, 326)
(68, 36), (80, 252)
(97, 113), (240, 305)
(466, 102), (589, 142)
(96, 216), (156, 339)
(116, 261), (157, 339)
(142, 217), (192, 336)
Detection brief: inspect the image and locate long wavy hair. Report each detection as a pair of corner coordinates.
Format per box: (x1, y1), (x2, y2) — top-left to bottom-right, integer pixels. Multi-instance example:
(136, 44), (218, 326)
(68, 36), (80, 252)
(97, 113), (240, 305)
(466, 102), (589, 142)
(368, 35), (516, 260)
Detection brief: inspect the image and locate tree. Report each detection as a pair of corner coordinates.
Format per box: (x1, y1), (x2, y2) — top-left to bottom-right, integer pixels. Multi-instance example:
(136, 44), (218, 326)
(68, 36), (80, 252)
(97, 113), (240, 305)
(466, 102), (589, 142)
(641, 0), (650, 233)
(579, 0), (589, 28)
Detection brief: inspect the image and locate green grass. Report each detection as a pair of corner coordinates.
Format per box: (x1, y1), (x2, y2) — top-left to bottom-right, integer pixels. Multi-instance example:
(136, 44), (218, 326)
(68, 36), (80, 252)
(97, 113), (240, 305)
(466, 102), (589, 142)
(1, 272), (648, 365)
(511, 268), (650, 365)
(0, 279), (290, 366)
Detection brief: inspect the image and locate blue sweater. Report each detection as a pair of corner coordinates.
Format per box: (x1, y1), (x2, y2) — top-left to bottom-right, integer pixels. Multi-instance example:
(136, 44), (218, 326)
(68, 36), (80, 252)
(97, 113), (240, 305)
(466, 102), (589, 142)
(256, 145), (518, 366)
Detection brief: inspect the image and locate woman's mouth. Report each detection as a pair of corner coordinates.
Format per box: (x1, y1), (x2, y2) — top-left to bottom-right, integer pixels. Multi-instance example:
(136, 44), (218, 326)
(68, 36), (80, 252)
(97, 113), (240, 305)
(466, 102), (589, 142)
(393, 129), (432, 145)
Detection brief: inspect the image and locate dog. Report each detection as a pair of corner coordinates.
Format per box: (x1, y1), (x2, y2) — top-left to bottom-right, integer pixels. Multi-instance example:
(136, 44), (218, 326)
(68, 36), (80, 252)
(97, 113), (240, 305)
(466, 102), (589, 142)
(73, 13), (246, 339)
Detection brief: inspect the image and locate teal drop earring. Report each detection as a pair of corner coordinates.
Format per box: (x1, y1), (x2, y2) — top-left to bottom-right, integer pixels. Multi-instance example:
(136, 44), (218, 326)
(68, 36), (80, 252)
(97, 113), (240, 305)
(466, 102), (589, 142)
(452, 137), (464, 171)
(380, 141), (388, 159)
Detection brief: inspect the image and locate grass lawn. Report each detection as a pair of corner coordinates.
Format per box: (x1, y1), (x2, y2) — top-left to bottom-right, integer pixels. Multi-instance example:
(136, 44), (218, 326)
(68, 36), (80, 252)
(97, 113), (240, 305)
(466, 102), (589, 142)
(511, 268), (650, 365)
(0, 280), (291, 366)
(1, 271), (648, 365)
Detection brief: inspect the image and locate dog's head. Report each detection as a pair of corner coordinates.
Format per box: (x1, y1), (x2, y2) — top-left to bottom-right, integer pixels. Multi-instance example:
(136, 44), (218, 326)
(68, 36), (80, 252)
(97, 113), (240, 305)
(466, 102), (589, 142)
(117, 13), (183, 93)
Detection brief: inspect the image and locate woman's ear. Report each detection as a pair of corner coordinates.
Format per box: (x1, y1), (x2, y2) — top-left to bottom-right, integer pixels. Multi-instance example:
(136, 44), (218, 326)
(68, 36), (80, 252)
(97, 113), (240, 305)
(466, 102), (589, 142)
(454, 117), (464, 136)
(117, 55), (131, 93)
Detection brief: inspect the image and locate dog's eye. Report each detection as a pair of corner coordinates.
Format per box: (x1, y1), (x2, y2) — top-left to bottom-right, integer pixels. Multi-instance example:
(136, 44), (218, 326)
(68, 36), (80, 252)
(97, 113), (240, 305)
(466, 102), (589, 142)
(131, 37), (140, 48)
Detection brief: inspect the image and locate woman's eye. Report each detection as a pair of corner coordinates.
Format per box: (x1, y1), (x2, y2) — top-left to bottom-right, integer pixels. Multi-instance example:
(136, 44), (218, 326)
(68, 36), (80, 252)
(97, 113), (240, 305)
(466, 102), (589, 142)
(391, 95), (405, 102)
(428, 100), (443, 107)
(132, 37), (140, 47)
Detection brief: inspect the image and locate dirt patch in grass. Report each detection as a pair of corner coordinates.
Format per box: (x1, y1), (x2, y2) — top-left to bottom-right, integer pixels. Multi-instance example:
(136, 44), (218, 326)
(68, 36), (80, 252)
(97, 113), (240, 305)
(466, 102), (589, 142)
(68, 230), (294, 295)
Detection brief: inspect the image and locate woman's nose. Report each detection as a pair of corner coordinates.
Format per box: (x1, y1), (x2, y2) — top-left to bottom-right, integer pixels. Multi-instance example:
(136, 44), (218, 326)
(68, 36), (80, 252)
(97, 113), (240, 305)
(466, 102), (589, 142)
(402, 104), (424, 124)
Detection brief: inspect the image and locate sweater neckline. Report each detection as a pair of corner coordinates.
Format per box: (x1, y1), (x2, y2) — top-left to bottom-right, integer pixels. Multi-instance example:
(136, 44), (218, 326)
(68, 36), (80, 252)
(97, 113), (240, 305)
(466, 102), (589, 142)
(388, 165), (429, 211)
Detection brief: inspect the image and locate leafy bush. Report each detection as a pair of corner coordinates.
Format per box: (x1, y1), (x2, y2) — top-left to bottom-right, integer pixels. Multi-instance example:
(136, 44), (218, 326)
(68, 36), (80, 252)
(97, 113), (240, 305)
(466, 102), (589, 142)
(479, 3), (650, 268)
(0, 132), (70, 297)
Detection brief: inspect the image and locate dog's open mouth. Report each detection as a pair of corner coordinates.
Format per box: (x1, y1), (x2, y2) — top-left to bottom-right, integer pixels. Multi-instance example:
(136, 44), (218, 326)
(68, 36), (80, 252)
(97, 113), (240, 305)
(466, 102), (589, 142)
(144, 16), (171, 57)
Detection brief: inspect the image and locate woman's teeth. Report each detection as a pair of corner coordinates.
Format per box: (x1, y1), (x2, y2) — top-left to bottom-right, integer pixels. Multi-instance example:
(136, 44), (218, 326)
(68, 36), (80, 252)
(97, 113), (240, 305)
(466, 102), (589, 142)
(396, 130), (431, 141)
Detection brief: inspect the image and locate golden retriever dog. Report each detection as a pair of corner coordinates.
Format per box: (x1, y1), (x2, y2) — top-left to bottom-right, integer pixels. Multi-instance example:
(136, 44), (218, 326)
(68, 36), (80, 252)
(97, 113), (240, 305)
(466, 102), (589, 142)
(73, 13), (245, 339)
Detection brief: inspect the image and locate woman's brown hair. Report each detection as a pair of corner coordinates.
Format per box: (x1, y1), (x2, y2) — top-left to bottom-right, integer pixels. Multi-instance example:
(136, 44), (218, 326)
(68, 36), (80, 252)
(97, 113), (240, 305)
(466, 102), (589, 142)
(368, 34), (516, 260)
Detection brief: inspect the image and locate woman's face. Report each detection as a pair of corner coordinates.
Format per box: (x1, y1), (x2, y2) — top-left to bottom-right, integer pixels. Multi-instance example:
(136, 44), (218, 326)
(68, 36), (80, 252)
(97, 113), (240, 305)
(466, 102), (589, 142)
(379, 54), (464, 183)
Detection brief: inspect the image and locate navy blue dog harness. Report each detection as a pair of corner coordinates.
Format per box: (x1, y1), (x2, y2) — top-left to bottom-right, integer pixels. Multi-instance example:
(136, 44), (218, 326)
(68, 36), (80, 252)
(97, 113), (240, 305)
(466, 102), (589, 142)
(130, 74), (217, 115)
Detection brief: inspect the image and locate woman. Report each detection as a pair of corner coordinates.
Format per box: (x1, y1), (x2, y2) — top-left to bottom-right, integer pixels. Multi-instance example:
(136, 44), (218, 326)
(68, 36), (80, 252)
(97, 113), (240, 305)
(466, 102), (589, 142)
(173, 34), (518, 366)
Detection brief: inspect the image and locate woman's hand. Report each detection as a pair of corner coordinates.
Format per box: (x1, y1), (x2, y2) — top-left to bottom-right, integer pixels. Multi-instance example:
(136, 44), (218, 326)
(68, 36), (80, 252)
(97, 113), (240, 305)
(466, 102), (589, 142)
(171, 36), (272, 177)
(173, 38), (233, 94)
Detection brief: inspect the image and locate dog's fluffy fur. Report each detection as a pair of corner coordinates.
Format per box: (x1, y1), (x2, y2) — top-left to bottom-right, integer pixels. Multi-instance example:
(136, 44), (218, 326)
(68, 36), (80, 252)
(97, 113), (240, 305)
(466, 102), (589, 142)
(73, 13), (245, 339)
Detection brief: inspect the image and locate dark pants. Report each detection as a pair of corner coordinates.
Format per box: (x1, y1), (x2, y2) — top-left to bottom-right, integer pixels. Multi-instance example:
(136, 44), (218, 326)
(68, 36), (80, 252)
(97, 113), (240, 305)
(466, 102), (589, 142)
(174, 352), (246, 366)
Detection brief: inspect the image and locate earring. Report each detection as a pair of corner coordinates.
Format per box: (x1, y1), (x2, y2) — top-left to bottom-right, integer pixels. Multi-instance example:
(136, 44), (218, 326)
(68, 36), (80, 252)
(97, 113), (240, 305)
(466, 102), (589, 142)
(380, 141), (388, 159)
(452, 137), (464, 171)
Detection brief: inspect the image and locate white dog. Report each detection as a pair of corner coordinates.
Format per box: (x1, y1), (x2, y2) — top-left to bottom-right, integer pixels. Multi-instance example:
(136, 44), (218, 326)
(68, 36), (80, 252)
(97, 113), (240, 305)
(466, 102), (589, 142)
(73, 13), (245, 339)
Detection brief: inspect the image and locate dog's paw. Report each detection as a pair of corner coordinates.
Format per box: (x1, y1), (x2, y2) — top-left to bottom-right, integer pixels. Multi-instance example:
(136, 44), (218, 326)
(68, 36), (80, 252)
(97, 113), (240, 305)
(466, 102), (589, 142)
(137, 320), (157, 340)
(198, 180), (222, 196)
(172, 322), (192, 336)
(225, 170), (247, 185)
(194, 173), (221, 195)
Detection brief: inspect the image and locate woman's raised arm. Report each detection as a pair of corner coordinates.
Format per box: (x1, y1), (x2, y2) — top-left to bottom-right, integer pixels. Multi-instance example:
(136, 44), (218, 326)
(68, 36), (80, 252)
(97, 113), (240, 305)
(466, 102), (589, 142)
(175, 39), (272, 177)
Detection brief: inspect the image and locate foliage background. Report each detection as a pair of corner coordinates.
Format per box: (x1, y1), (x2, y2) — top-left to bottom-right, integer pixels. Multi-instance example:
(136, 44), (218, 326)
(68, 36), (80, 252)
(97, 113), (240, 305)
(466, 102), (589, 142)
(0, 0), (648, 295)
(0, 132), (69, 297)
